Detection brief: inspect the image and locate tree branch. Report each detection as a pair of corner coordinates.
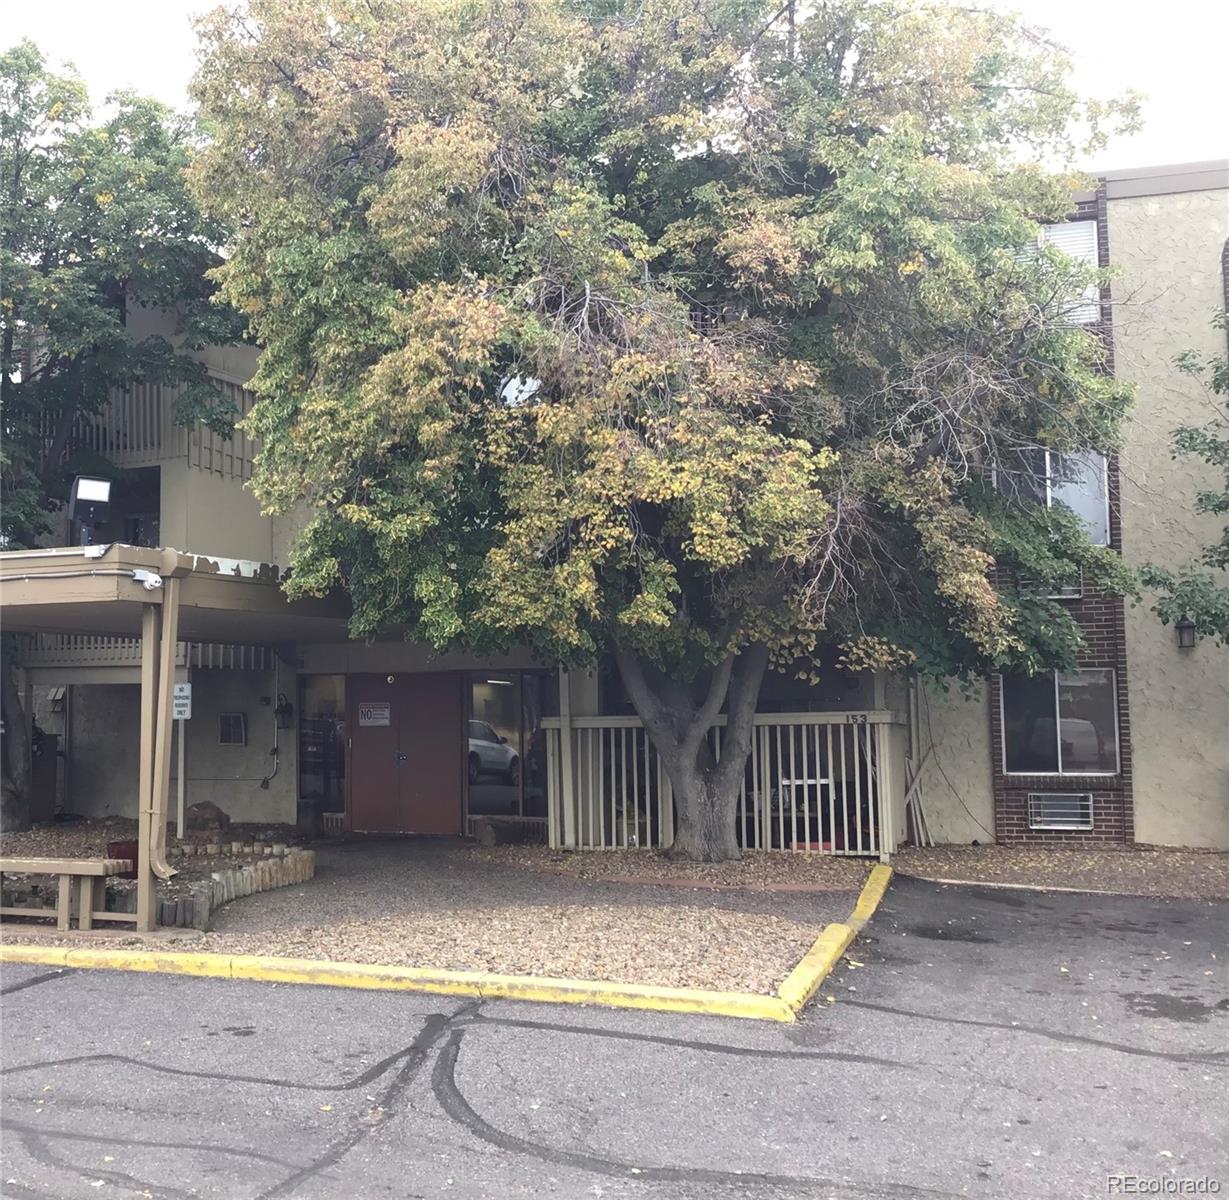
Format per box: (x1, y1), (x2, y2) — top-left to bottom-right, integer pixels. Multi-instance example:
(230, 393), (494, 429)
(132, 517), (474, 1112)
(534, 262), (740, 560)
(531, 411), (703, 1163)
(686, 652), (733, 750)
(613, 647), (678, 745)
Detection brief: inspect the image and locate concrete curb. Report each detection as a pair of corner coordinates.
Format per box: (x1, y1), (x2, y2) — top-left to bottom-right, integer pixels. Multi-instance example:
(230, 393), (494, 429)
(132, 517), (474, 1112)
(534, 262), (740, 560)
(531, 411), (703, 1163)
(0, 863), (894, 1024)
(0, 943), (794, 1022)
(776, 864), (893, 1013)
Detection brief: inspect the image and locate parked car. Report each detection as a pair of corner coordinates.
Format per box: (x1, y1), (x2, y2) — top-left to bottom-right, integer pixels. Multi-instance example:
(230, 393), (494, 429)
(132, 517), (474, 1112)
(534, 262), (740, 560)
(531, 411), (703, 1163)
(468, 720), (519, 784)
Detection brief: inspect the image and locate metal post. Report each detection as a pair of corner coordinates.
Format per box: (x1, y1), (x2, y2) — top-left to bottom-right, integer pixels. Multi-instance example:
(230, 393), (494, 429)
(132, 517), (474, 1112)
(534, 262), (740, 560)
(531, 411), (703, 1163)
(558, 667), (575, 848)
(175, 717), (186, 840)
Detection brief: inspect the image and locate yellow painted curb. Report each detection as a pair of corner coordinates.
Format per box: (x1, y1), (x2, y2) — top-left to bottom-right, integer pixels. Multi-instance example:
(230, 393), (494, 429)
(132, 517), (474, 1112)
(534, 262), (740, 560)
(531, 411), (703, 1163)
(0, 944), (795, 1023)
(0, 863), (893, 1023)
(775, 863), (893, 1014)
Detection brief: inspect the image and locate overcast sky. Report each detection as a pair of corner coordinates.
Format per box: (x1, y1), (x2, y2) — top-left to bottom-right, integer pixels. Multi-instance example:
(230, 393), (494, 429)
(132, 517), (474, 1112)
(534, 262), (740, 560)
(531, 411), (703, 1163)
(6, 0), (1228, 171)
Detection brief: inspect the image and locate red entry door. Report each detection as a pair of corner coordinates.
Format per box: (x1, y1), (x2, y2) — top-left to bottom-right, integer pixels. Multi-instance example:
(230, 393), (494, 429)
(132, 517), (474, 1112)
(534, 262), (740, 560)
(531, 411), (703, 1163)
(348, 674), (463, 834)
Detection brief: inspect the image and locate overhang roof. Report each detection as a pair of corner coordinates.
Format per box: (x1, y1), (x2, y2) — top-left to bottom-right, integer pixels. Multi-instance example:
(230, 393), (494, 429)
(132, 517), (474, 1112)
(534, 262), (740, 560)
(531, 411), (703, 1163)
(0, 544), (352, 643)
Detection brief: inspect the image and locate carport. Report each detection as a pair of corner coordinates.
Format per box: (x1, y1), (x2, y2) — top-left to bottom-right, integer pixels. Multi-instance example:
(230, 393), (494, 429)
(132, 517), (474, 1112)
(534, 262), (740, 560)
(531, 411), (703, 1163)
(0, 543), (348, 930)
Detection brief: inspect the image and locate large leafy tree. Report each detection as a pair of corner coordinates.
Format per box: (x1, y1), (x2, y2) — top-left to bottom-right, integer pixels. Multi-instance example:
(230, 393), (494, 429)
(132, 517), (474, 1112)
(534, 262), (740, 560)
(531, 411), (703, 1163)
(0, 40), (240, 830)
(1141, 314), (1229, 644)
(192, 0), (1136, 859)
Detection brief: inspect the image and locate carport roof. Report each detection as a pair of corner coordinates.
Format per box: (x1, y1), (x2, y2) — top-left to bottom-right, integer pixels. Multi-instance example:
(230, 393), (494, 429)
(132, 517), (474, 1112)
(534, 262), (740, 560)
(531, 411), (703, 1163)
(0, 543), (351, 643)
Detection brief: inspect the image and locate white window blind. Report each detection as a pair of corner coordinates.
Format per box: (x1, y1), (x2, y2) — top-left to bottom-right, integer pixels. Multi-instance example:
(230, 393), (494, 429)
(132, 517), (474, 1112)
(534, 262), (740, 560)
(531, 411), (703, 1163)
(1040, 220), (1100, 323)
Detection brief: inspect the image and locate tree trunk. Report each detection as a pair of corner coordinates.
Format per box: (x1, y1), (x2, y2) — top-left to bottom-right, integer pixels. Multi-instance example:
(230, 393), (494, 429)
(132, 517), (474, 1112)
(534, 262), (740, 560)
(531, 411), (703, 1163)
(0, 647), (32, 833)
(614, 643), (769, 863)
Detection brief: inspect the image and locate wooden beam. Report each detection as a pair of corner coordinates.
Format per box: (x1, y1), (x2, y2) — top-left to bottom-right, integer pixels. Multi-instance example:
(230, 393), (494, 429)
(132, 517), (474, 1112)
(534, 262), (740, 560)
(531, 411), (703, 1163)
(150, 576), (181, 880)
(135, 604), (160, 932)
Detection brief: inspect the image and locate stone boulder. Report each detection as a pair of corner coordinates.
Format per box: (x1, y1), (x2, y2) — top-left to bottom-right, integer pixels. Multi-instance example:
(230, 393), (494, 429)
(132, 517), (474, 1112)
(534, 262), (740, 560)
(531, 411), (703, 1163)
(185, 800), (231, 833)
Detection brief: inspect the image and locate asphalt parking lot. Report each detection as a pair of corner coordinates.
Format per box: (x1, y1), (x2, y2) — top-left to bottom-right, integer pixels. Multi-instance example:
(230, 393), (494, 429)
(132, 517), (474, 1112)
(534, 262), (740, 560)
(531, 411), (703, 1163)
(1, 875), (1226, 1199)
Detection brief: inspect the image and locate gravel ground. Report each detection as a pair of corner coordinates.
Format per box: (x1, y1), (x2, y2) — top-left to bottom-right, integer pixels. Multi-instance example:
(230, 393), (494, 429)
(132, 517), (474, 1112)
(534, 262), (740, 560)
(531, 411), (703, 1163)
(470, 844), (873, 890)
(2, 840), (856, 993)
(202, 904), (822, 992)
(894, 843), (1229, 899)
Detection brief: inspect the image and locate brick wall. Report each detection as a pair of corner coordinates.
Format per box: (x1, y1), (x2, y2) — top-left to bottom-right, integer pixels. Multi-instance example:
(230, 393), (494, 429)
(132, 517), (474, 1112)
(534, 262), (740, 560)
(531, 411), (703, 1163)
(990, 183), (1135, 844)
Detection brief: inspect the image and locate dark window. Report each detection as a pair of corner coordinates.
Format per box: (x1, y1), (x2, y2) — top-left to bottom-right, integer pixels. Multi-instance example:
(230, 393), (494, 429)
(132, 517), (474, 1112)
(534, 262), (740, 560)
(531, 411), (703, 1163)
(299, 675), (345, 812)
(1001, 670), (1118, 775)
(219, 712), (247, 746)
(1000, 449), (1108, 545)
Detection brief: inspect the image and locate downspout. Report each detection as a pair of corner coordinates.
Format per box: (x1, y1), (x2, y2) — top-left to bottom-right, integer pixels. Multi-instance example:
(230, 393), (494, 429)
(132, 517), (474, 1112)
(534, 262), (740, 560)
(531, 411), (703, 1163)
(261, 655), (281, 790)
(149, 571), (183, 880)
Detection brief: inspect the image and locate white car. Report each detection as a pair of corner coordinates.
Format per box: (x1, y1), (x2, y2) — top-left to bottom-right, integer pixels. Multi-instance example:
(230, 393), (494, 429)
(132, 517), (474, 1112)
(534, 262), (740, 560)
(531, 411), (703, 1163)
(468, 720), (519, 784)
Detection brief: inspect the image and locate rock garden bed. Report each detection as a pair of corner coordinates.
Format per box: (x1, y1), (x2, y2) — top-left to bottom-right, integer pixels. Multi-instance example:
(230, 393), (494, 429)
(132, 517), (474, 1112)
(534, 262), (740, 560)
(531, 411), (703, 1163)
(0, 816), (313, 929)
(3, 835), (866, 993)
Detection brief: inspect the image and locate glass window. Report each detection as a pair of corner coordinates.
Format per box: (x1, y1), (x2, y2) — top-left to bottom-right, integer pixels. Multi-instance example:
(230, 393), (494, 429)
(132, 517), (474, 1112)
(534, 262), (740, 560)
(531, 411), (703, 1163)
(1039, 220), (1100, 323)
(1001, 672), (1060, 774)
(1050, 451), (1108, 545)
(468, 675), (523, 817)
(1057, 669), (1118, 773)
(299, 675), (346, 813)
(1002, 448), (1109, 546)
(1002, 669), (1118, 775)
(466, 672), (558, 819)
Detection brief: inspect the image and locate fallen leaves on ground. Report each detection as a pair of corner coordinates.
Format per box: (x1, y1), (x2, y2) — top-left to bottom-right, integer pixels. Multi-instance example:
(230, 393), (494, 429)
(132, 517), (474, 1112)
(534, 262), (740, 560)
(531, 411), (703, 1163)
(469, 845), (872, 891)
(894, 845), (1229, 899)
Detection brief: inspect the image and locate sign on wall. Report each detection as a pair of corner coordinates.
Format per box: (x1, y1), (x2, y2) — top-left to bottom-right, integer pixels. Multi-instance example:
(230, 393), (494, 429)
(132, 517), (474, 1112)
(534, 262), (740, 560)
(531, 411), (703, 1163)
(172, 682), (192, 721)
(358, 701), (391, 727)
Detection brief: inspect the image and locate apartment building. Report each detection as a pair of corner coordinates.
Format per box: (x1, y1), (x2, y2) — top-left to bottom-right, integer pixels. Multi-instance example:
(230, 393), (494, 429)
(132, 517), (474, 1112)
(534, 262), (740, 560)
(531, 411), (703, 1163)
(916, 161), (1229, 851)
(5, 160), (1227, 866)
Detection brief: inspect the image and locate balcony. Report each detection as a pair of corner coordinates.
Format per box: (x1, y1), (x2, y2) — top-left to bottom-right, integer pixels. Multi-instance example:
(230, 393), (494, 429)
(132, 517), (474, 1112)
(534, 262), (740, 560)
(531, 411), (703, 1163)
(53, 377), (258, 480)
(16, 634), (275, 672)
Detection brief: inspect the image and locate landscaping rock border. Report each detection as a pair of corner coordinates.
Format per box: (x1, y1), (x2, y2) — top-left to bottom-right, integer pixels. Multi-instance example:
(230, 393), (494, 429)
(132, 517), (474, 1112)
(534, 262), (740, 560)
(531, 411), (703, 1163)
(100, 847), (317, 930)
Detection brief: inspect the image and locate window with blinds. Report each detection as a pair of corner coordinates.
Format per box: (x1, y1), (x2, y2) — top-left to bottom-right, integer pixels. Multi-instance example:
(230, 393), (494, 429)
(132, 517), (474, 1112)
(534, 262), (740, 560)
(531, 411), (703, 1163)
(1039, 220), (1100, 323)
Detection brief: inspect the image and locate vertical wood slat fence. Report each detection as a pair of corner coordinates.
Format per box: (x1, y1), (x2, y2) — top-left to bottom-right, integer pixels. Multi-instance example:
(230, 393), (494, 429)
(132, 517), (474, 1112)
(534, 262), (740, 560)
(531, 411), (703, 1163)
(542, 712), (903, 859)
(15, 634), (274, 671)
(51, 379), (257, 479)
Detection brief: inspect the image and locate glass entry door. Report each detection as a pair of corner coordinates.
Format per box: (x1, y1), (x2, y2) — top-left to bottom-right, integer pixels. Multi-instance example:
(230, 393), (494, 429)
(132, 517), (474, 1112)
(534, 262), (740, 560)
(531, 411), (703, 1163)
(467, 672), (556, 820)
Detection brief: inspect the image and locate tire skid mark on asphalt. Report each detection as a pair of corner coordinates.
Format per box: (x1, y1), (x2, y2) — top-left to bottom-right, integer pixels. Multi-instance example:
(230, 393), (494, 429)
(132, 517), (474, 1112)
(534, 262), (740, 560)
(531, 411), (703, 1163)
(0, 1008), (911, 1092)
(431, 1027), (960, 1199)
(9, 1123), (198, 1200)
(468, 1011), (910, 1067)
(839, 999), (1229, 1065)
(0, 969), (70, 997)
(252, 1005), (479, 1200)
(0, 1120), (309, 1172)
(3, 1000), (926, 1198)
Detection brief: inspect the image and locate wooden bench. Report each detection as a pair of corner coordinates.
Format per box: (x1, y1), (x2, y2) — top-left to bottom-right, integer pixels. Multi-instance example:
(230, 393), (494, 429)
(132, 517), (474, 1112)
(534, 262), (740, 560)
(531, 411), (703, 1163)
(0, 857), (134, 931)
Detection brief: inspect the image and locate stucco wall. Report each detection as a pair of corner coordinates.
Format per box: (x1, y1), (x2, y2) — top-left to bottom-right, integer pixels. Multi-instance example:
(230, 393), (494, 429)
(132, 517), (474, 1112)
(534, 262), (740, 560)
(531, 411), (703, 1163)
(64, 685), (141, 818)
(63, 670), (296, 826)
(1111, 187), (1229, 850)
(912, 683), (997, 844)
(179, 669), (297, 825)
(158, 465), (274, 563)
(183, 469), (274, 564)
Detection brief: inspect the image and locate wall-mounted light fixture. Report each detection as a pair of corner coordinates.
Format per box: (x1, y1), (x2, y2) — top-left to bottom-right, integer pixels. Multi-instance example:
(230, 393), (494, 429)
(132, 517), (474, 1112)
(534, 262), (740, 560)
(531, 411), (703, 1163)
(1175, 616), (1197, 649)
(68, 475), (112, 545)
